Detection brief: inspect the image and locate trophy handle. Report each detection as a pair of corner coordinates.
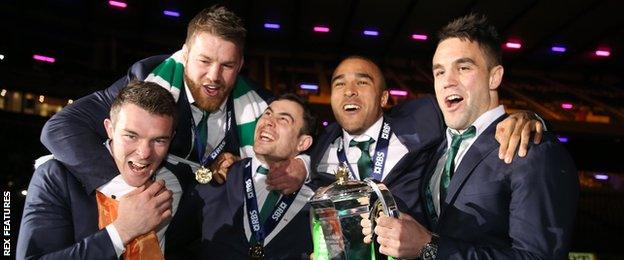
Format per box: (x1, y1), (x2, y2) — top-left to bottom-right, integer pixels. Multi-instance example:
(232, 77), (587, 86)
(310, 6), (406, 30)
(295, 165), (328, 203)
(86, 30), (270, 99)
(365, 179), (400, 260)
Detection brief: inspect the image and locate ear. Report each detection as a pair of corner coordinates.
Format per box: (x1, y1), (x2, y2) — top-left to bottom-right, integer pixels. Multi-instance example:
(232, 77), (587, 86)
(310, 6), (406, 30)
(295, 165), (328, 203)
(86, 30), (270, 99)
(104, 118), (114, 140)
(181, 43), (189, 64)
(380, 90), (389, 107)
(488, 65), (504, 90)
(296, 134), (313, 153)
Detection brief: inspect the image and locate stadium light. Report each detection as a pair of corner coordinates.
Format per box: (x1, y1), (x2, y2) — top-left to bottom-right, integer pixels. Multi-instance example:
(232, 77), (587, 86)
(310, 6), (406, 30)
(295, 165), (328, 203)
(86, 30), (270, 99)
(557, 136), (569, 143)
(108, 1), (127, 9)
(300, 83), (319, 91)
(163, 10), (180, 17)
(561, 103), (573, 110)
(594, 174), (609, 180)
(411, 34), (428, 41)
(363, 30), (379, 36)
(505, 41), (522, 49)
(551, 46), (566, 53)
(389, 89), (408, 97)
(595, 49), (610, 57)
(322, 121), (329, 127)
(264, 23), (280, 29)
(313, 26), (330, 33)
(33, 54), (55, 63)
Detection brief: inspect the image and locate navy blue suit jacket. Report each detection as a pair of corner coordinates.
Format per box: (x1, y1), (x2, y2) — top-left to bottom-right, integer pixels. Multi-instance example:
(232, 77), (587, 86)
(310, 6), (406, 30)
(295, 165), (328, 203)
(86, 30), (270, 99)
(193, 158), (312, 259)
(423, 115), (579, 259)
(16, 159), (201, 260)
(40, 55), (273, 192)
(310, 95), (445, 222)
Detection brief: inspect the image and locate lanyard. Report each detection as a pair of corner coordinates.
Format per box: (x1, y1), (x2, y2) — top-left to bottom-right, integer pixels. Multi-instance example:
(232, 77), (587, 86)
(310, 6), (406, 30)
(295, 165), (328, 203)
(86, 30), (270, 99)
(336, 118), (392, 181)
(191, 95), (234, 167)
(244, 164), (299, 245)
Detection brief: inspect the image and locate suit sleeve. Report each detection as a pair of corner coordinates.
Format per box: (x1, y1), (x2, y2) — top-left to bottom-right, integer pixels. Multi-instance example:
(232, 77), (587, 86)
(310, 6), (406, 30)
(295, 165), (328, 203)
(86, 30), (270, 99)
(16, 161), (118, 260)
(437, 140), (579, 259)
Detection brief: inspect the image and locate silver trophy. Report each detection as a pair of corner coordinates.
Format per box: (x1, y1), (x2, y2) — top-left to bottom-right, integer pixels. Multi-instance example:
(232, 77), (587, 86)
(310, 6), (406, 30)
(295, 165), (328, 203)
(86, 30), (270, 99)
(310, 163), (400, 260)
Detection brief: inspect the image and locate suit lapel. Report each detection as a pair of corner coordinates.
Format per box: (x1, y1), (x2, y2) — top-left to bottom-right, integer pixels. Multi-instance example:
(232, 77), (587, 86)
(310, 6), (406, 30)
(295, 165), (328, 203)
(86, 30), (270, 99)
(264, 186), (314, 245)
(438, 115), (506, 223)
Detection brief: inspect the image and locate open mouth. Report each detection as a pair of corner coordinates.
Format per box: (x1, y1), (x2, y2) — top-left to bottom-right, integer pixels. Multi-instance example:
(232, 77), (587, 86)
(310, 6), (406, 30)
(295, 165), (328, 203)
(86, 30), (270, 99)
(202, 84), (221, 97)
(128, 161), (150, 173)
(343, 104), (361, 112)
(444, 94), (464, 109)
(258, 130), (275, 142)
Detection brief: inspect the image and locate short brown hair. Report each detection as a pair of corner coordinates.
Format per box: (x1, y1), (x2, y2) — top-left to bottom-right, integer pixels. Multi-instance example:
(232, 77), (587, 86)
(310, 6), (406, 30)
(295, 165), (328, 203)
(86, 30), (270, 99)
(186, 5), (246, 50)
(275, 93), (317, 137)
(437, 13), (502, 69)
(340, 55), (387, 90)
(110, 80), (177, 125)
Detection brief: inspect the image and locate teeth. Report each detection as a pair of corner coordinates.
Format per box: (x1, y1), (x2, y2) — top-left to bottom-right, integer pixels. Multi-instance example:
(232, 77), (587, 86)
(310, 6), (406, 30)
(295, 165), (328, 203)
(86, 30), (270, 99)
(260, 131), (274, 141)
(343, 104), (360, 110)
(130, 161), (148, 169)
(204, 84), (219, 90)
(446, 94), (462, 101)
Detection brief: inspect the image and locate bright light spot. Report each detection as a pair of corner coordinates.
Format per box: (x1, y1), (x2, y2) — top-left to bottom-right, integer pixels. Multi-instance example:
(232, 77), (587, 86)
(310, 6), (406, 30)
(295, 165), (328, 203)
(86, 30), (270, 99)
(505, 42), (522, 49)
(39, 95), (45, 103)
(108, 0), (127, 8)
(163, 10), (180, 17)
(411, 34), (428, 41)
(68, 99), (74, 104)
(313, 26), (330, 33)
(0, 54), (4, 60)
(595, 50), (610, 57)
(322, 121), (329, 127)
(0, 89), (6, 97)
(389, 89), (408, 97)
(551, 46), (566, 53)
(33, 54), (56, 63)
(21, 190), (28, 196)
(300, 83), (319, 90)
(594, 174), (609, 180)
(557, 136), (568, 143)
(363, 30), (379, 36)
(561, 103), (573, 110)
(264, 23), (280, 29)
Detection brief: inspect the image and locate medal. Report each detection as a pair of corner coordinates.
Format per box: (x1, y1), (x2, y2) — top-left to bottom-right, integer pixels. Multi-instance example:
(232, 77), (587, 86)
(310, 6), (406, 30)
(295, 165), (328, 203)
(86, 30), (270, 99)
(195, 166), (212, 184)
(249, 244), (264, 259)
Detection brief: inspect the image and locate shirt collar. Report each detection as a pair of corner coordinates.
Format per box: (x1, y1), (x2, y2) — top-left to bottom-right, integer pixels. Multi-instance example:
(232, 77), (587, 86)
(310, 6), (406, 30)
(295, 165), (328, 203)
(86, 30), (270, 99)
(446, 105), (505, 143)
(251, 156), (270, 177)
(342, 116), (383, 148)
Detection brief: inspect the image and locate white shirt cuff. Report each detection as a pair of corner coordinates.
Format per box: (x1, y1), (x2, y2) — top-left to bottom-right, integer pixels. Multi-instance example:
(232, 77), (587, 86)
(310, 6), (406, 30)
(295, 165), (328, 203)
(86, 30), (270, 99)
(295, 154), (312, 183)
(105, 224), (125, 257)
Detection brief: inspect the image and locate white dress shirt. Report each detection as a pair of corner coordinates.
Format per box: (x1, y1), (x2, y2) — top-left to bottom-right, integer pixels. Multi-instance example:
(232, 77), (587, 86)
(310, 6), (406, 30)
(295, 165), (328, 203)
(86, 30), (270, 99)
(316, 116), (409, 181)
(242, 157), (314, 245)
(429, 105), (505, 215)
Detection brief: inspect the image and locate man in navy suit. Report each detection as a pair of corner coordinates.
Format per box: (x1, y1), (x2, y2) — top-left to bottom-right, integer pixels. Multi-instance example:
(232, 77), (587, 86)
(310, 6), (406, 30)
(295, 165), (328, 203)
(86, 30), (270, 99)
(196, 93), (316, 259)
(17, 81), (199, 259)
(368, 14), (579, 259)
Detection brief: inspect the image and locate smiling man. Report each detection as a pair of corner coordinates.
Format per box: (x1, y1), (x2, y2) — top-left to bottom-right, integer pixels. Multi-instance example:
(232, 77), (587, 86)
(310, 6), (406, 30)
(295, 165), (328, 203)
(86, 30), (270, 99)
(368, 14), (579, 259)
(195, 93), (316, 259)
(17, 81), (199, 259)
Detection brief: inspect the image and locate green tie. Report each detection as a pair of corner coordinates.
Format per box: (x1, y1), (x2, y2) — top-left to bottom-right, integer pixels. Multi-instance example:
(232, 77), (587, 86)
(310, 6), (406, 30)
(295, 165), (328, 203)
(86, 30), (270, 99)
(198, 111), (209, 149)
(440, 126), (476, 202)
(349, 138), (375, 180)
(256, 166), (281, 225)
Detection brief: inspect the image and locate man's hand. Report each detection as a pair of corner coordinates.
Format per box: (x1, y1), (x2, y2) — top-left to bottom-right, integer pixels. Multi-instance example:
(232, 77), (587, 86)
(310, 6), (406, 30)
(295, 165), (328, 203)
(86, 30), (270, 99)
(210, 152), (240, 184)
(374, 214), (431, 259)
(360, 213), (373, 244)
(113, 180), (173, 245)
(495, 111), (544, 163)
(266, 157), (306, 195)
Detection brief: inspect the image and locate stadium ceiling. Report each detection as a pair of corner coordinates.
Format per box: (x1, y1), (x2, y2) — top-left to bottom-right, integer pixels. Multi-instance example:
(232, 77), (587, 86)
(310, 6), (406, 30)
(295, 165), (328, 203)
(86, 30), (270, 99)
(1, 0), (623, 96)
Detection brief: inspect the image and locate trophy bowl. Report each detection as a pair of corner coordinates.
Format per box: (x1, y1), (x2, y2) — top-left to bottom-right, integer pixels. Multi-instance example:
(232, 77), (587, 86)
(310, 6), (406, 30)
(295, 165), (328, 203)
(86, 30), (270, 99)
(310, 163), (400, 260)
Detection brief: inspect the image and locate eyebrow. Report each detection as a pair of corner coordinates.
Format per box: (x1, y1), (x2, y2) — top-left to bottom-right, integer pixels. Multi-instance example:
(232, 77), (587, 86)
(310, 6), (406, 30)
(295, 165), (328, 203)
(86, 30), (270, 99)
(432, 57), (477, 71)
(265, 106), (295, 122)
(331, 73), (374, 83)
(198, 54), (237, 65)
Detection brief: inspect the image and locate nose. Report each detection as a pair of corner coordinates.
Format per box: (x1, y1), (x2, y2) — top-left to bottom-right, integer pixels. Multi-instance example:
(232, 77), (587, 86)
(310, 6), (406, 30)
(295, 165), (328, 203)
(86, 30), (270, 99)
(135, 140), (153, 159)
(206, 63), (222, 83)
(344, 82), (358, 98)
(442, 70), (459, 89)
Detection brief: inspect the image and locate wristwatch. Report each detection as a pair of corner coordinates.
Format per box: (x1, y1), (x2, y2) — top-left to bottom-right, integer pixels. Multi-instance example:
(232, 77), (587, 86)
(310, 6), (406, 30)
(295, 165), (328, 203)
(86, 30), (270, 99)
(419, 233), (439, 260)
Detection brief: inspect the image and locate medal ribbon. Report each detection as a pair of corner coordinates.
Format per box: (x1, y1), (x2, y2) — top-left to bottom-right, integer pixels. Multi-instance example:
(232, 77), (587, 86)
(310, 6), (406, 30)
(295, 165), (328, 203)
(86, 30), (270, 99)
(244, 164), (300, 246)
(192, 95), (234, 167)
(336, 119), (392, 181)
